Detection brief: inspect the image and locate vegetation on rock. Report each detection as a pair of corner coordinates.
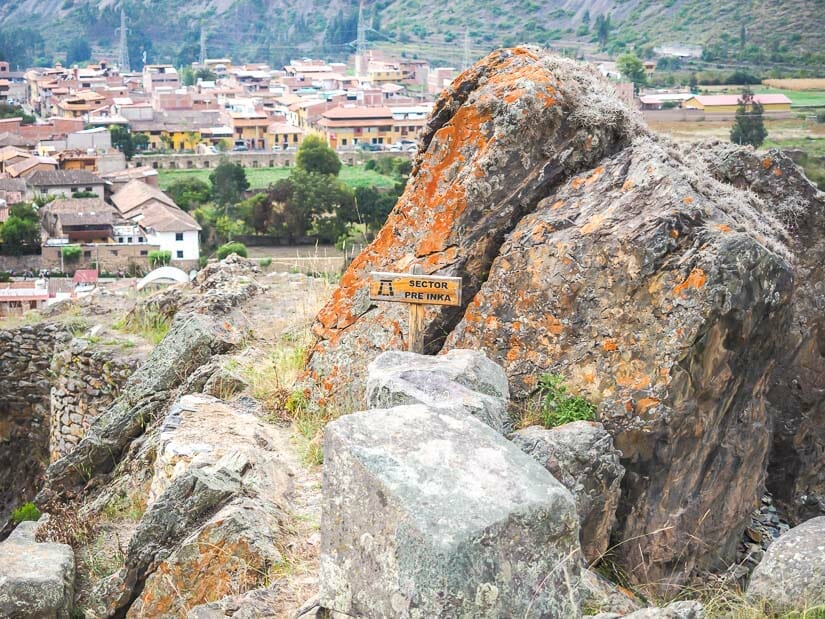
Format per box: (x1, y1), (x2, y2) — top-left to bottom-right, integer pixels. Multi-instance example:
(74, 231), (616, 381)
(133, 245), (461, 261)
(537, 373), (597, 428)
(11, 501), (41, 524)
(216, 242), (248, 260)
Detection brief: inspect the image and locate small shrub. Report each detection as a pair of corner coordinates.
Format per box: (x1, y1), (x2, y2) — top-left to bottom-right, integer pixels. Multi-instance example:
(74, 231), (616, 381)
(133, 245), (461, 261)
(216, 241), (248, 259)
(198, 255), (209, 268)
(816, 110), (825, 124)
(11, 501), (41, 523)
(538, 373), (596, 428)
(148, 250), (172, 267)
(258, 256), (272, 268)
(61, 245), (82, 261)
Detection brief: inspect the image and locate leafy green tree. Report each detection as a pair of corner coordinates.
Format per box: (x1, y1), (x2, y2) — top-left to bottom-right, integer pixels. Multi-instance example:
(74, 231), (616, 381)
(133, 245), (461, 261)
(166, 178), (211, 211)
(688, 73), (699, 94)
(110, 124), (137, 160)
(295, 135), (342, 176)
(355, 186), (397, 235)
(209, 159), (250, 207)
(148, 250), (172, 266)
(269, 170), (354, 240)
(65, 38), (91, 65)
(0, 103), (35, 125)
(195, 68), (217, 82)
(594, 14), (611, 49)
(0, 204), (40, 255)
(616, 52), (646, 93)
(237, 192), (272, 234)
(132, 133), (149, 152)
(730, 88), (768, 148)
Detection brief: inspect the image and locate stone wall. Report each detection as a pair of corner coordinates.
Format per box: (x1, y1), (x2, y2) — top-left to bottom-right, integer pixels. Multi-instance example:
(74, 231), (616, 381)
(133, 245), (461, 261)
(132, 149), (411, 170)
(49, 340), (140, 462)
(0, 324), (69, 524)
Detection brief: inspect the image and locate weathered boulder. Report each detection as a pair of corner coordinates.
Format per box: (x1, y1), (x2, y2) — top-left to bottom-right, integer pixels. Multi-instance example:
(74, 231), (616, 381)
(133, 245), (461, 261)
(319, 404), (581, 618)
(307, 46), (644, 402)
(692, 143), (825, 523)
(366, 349), (511, 433)
(187, 587), (281, 618)
(589, 600), (704, 619)
(306, 46), (802, 587)
(0, 520), (75, 618)
(445, 136), (793, 587)
(746, 516), (825, 612)
(512, 421), (624, 562)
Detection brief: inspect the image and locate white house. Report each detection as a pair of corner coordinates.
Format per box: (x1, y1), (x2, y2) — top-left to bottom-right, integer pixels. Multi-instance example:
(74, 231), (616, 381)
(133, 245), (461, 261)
(111, 179), (200, 266)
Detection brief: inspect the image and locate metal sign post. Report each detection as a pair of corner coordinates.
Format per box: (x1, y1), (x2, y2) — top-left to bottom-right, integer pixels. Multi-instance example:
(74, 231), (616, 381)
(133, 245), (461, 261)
(369, 265), (462, 354)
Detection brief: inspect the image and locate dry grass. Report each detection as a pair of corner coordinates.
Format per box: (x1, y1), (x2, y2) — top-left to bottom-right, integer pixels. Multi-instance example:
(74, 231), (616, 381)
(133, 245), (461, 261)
(762, 79), (825, 91)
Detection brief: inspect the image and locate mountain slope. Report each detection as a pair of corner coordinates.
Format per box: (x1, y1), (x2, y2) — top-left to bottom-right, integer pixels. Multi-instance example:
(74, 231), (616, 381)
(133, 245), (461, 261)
(0, 0), (822, 70)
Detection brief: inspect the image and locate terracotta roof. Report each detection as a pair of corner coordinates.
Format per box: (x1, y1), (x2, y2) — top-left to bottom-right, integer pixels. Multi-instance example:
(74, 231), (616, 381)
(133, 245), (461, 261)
(73, 270), (98, 284)
(268, 122), (303, 134)
(112, 178), (176, 214)
(689, 94), (792, 106)
(321, 105), (393, 120)
(112, 179), (199, 232)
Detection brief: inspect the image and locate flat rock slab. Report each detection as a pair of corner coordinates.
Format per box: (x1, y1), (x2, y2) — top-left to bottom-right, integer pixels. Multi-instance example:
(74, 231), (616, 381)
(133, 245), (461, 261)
(366, 349), (511, 433)
(320, 404), (581, 618)
(746, 516), (825, 611)
(0, 520), (75, 619)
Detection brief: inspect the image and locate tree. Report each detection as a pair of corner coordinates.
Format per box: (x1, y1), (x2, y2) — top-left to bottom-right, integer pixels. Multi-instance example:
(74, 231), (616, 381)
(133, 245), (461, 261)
(355, 186), (397, 235)
(594, 14), (611, 49)
(166, 178), (211, 211)
(268, 170), (355, 240)
(65, 38), (91, 65)
(688, 73), (699, 94)
(209, 159), (250, 207)
(295, 135), (342, 176)
(216, 242), (248, 259)
(730, 88), (768, 148)
(110, 124), (136, 160)
(0, 204), (40, 256)
(0, 103), (35, 125)
(616, 52), (646, 93)
(238, 192), (272, 234)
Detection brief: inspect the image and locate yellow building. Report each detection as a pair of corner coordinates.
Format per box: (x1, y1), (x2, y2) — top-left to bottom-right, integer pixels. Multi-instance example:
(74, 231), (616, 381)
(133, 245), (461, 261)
(316, 106), (395, 148)
(684, 93), (792, 113)
(133, 126), (202, 152)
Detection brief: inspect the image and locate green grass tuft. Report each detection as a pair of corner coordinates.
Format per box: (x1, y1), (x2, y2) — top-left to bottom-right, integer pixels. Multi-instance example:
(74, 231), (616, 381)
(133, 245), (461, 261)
(538, 373), (596, 428)
(11, 502), (41, 524)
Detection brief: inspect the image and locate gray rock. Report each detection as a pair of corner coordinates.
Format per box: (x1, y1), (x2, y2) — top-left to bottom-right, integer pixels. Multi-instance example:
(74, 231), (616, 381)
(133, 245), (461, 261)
(366, 349), (512, 433)
(319, 404), (581, 618)
(0, 520), (75, 619)
(624, 600), (704, 618)
(746, 516), (825, 611)
(580, 568), (642, 615)
(512, 421), (624, 562)
(186, 587), (281, 618)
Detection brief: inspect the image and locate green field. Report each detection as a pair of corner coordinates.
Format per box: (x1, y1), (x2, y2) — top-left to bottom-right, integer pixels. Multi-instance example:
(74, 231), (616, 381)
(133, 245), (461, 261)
(158, 165), (399, 191)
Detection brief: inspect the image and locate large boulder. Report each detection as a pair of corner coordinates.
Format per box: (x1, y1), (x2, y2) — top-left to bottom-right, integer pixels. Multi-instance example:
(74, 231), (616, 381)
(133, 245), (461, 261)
(0, 520), (75, 618)
(746, 516), (825, 612)
(691, 143), (825, 523)
(366, 349), (511, 433)
(307, 46), (644, 402)
(512, 421), (624, 562)
(319, 405), (582, 618)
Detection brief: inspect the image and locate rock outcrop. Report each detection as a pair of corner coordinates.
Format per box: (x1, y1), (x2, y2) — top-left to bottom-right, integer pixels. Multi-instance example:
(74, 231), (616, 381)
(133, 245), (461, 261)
(320, 404), (581, 618)
(512, 421), (624, 562)
(366, 349), (511, 433)
(0, 519), (75, 618)
(746, 516), (825, 612)
(306, 46), (824, 588)
(692, 143), (825, 524)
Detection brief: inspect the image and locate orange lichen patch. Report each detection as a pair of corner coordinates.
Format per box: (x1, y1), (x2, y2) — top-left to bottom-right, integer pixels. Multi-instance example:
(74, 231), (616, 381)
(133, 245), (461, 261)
(571, 176), (586, 189)
(586, 166), (605, 185)
(621, 179), (635, 192)
(624, 400), (634, 414)
(546, 315), (564, 336)
(581, 213), (606, 235)
(762, 157), (773, 169)
(602, 339), (618, 352)
(551, 200), (564, 210)
(674, 267), (707, 297)
(636, 397), (660, 413)
(524, 374), (538, 387)
(484, 315), (499, 330)
(615, 367), (651, 390)
(716, 223), (732, 233)
(584, 135), (593, 150)
(531, 221), (554, 242)
(503, 87), (527, 104)
(683, 196), (693, 204)
(670, 229), (679, 238)
(506, 347), (522, 361)
(421, 245), (459, 270)
(582, 370), (596, 384)
(773, 166), (783, 177)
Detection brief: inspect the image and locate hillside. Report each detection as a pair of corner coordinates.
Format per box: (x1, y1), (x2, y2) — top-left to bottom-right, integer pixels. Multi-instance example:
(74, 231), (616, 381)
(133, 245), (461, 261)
(0, 0), (823, 71)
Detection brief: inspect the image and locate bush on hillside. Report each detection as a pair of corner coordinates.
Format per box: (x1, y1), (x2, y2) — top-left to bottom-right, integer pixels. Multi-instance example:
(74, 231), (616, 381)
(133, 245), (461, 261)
(538, 373), (596, 428)
(11, 502), (41, 524)
(216, 242), (248, 260)
(61, 245), (81, 261)
(148, 250), (172, 267)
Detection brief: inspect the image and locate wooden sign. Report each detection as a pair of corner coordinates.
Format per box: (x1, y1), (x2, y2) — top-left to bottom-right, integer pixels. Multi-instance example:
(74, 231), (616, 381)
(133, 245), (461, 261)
(368, 266), (462, 353)
(369, 271), (462, 306)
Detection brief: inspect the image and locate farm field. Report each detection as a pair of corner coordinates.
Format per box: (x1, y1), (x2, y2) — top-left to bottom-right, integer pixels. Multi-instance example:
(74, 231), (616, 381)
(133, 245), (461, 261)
(700, 84), (825, 108)
(158, 165), (399, 191)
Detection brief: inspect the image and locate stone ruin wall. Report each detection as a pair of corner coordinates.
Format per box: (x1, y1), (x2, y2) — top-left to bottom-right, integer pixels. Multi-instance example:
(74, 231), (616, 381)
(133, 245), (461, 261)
(0, 323), (136, 523)
(49, 342), (139, 462)
(0, 324), (69, 523)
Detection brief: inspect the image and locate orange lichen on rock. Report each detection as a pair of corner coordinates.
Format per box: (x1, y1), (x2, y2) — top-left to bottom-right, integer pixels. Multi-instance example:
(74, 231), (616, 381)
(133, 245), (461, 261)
(551, 200), (564, 210)
(716, 223), (732, 233)
(602, 339), (618, 352)
(773, 167), (783, 177)
(762, 157), (773, 169)
(636, 397), (660, 413)
(683, 196), (693, 204)
(546, 315), (564, 336)
(674, 268), (707, 297)
(621, 179), (635, 192)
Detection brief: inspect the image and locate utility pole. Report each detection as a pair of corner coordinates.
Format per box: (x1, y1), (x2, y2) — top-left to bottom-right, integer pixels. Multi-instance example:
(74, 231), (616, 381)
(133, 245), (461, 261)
(463, 28), (471, 71)
(199, 26), (207, 67)
(355, 0), (367, 81)
(116, 8), (130, 73)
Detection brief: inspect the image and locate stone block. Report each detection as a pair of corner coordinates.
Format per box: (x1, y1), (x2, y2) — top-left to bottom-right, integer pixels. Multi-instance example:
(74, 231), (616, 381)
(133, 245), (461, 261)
(366, 349), (512, 433)
(320, 404), (581, 618)
(0, 520), (75, 618)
